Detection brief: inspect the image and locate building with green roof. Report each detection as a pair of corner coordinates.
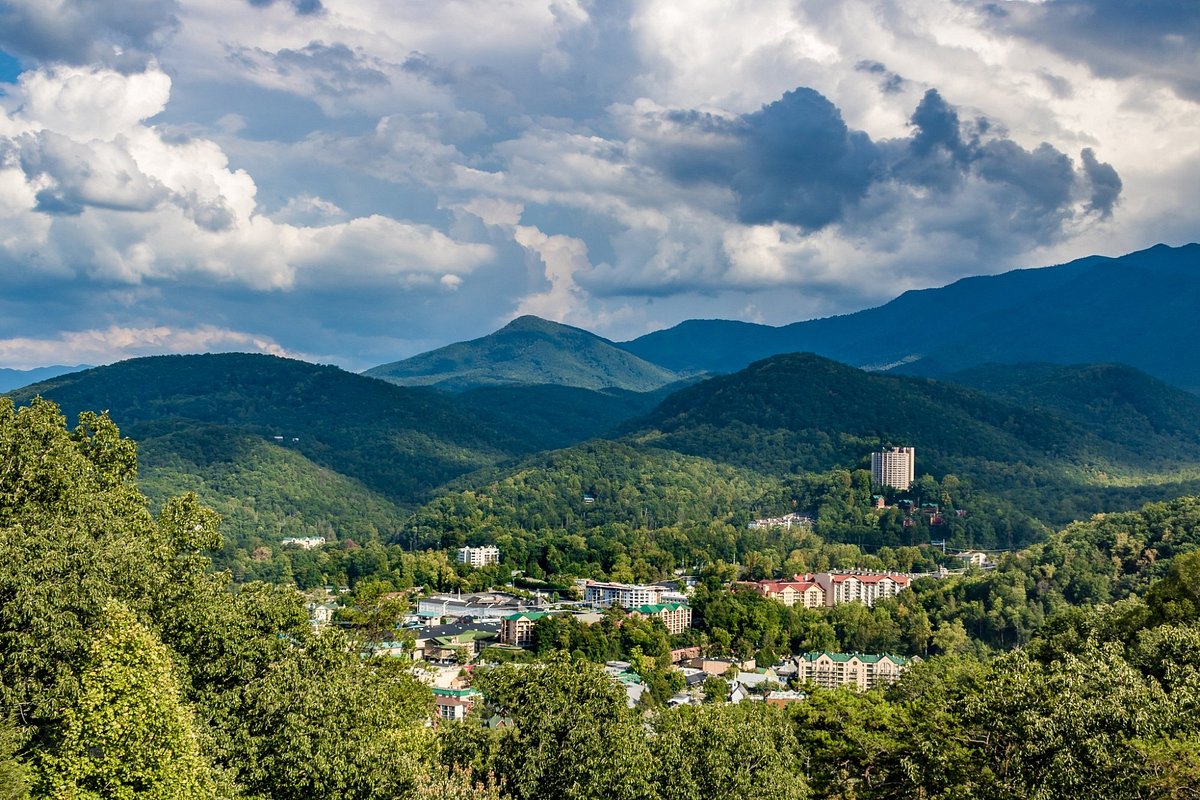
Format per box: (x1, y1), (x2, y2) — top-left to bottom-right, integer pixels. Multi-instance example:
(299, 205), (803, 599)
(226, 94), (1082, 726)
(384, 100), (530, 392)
(796, 651), (917, 691)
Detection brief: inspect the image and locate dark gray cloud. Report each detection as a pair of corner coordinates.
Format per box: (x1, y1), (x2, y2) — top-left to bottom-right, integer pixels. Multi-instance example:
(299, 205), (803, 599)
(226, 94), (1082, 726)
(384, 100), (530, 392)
(650, 90), (880, 229)
(248, 0), (323, 16)
(1081, 146), (1122, 218)
(983, 0), (1200, 100)
(732, 88), (880, 229)
(855, 59), (905, 94)
(643, 86), (1120, 245)
(0, 0), (178, 68)
(272, 42), (389, 93)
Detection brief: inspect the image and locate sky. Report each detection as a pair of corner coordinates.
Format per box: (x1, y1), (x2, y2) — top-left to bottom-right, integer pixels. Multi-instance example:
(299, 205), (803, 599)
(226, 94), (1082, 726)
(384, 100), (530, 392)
(0, 0), (1196, 371)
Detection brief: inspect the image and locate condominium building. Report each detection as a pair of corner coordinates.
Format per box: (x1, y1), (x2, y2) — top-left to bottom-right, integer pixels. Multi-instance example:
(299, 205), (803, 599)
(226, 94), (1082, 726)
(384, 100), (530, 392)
(744, 571), (909, 608)
(740, 578), (826, 609)
(814, 571), (911, 607)
(871, 446), (915, 491)
(629, 602), (692, 635)
(583, 581), (664, 609)
(795, 651), (916, 691)
(456, 545), (500, 567)
(500, 611), (554, 647)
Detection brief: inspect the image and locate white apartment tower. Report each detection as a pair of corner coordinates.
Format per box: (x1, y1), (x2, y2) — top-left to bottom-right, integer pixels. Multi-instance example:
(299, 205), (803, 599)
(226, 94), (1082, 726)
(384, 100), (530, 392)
(871, 446), (915, 491)
(457, 545), (500, 567)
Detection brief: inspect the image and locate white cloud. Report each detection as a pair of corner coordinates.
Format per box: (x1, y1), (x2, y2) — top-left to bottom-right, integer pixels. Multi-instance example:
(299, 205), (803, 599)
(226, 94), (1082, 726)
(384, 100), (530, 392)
(1, 0), (1198, 363)
(0, 324), (300, 370)
(0, 62), (494, 292)
(512, 224), (591, 322)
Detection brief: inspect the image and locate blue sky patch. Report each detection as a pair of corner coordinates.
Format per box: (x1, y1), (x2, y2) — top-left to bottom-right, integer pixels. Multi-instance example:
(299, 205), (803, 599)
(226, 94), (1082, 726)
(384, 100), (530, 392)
(0, 50), (21, 84)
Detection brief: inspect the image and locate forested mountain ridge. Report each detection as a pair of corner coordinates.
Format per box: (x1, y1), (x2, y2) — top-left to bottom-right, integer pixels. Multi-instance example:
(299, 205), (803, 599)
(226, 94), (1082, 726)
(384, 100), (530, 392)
(401, 354), (1200, 568)
(365, 314), (686, 392)
(628, 352), (1198, 475)
(941, 362), (1200, 460)
(619, 242), (1200, 392)
(1, 353), (689, 553)
(6, 352), (523, 503)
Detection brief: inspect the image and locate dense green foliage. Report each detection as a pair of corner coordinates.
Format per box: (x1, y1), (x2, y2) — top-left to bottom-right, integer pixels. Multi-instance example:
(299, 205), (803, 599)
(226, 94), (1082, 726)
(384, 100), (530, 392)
(39, 601), (220, 799)
(7, 353), (523, 503)
(945, 361), (1200, 462)
(366, 314), (685, 391)
(7, 388), (1200, 798)
(136, 422), (409, 547)
(442, 654), (807, 800)
(0, 398), (436, 799)
(453, 382), (681, 452)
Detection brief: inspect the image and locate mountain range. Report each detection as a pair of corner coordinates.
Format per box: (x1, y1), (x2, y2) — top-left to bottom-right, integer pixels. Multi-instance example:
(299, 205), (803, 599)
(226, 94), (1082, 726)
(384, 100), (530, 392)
(0, 364), (89, 393)
(7, 345), (1200, 563)
(620, 243), (1200, 393)
(5, 241), (1200, 560)
(356, 242), (1199, 395)
(2, 353), (675, 549)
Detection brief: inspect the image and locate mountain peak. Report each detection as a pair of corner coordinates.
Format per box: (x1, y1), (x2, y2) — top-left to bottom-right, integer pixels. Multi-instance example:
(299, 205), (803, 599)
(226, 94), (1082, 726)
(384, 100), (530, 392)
(500, 314), (564, 332)
(365, 317), (682, 392)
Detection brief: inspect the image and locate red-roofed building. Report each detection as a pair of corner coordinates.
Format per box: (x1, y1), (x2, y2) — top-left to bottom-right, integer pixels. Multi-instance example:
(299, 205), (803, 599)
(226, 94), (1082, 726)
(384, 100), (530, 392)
(741, 577), (826, 609)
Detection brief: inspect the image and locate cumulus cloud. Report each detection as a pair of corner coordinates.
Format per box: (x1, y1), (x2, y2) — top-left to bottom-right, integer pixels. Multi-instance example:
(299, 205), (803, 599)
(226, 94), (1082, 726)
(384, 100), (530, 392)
(512, 224), (592, 322)
(0, 63), (494, 292)
(0, 0), (178, 69)
(0, 324), (299, 370)
(632, 85), (1120, 252)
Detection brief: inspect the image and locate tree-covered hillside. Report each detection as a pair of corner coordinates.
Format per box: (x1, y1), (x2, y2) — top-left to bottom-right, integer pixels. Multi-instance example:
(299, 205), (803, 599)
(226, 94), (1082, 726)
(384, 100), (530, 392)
(625, 352), (1200, 525)
(941, 362), (1200, 459)
(365, 315), (686, 391)
(135, 421), (410, 546)
(452, 381), (687, 452)
(6, 353), (523, 504)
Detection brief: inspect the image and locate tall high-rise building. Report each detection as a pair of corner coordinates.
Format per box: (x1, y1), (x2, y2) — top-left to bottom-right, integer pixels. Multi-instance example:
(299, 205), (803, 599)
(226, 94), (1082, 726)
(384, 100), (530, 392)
(871, 446), (915, 490)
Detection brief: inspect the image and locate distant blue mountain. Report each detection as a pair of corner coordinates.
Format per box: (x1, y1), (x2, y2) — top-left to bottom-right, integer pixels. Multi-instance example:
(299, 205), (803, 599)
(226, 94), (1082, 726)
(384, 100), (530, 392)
(0, 365), (90, 393)
(620, 243), (1200, 393)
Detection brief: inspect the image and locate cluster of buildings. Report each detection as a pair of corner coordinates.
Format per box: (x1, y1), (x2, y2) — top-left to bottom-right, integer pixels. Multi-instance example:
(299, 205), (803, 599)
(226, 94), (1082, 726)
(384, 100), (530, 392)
(282, 536), (327, 550)
(415, 591), (543, 622)
(747, 512), (813, 530)
(582, 580), (668, 608)
(738, 570), (912, 608)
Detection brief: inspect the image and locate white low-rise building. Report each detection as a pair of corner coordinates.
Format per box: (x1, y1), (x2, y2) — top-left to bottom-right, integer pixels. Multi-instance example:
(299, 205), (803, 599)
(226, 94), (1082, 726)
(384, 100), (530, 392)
(282, 536), (327, 550)
(457, 545), (500, 567)
(583, 581), (664, 608)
